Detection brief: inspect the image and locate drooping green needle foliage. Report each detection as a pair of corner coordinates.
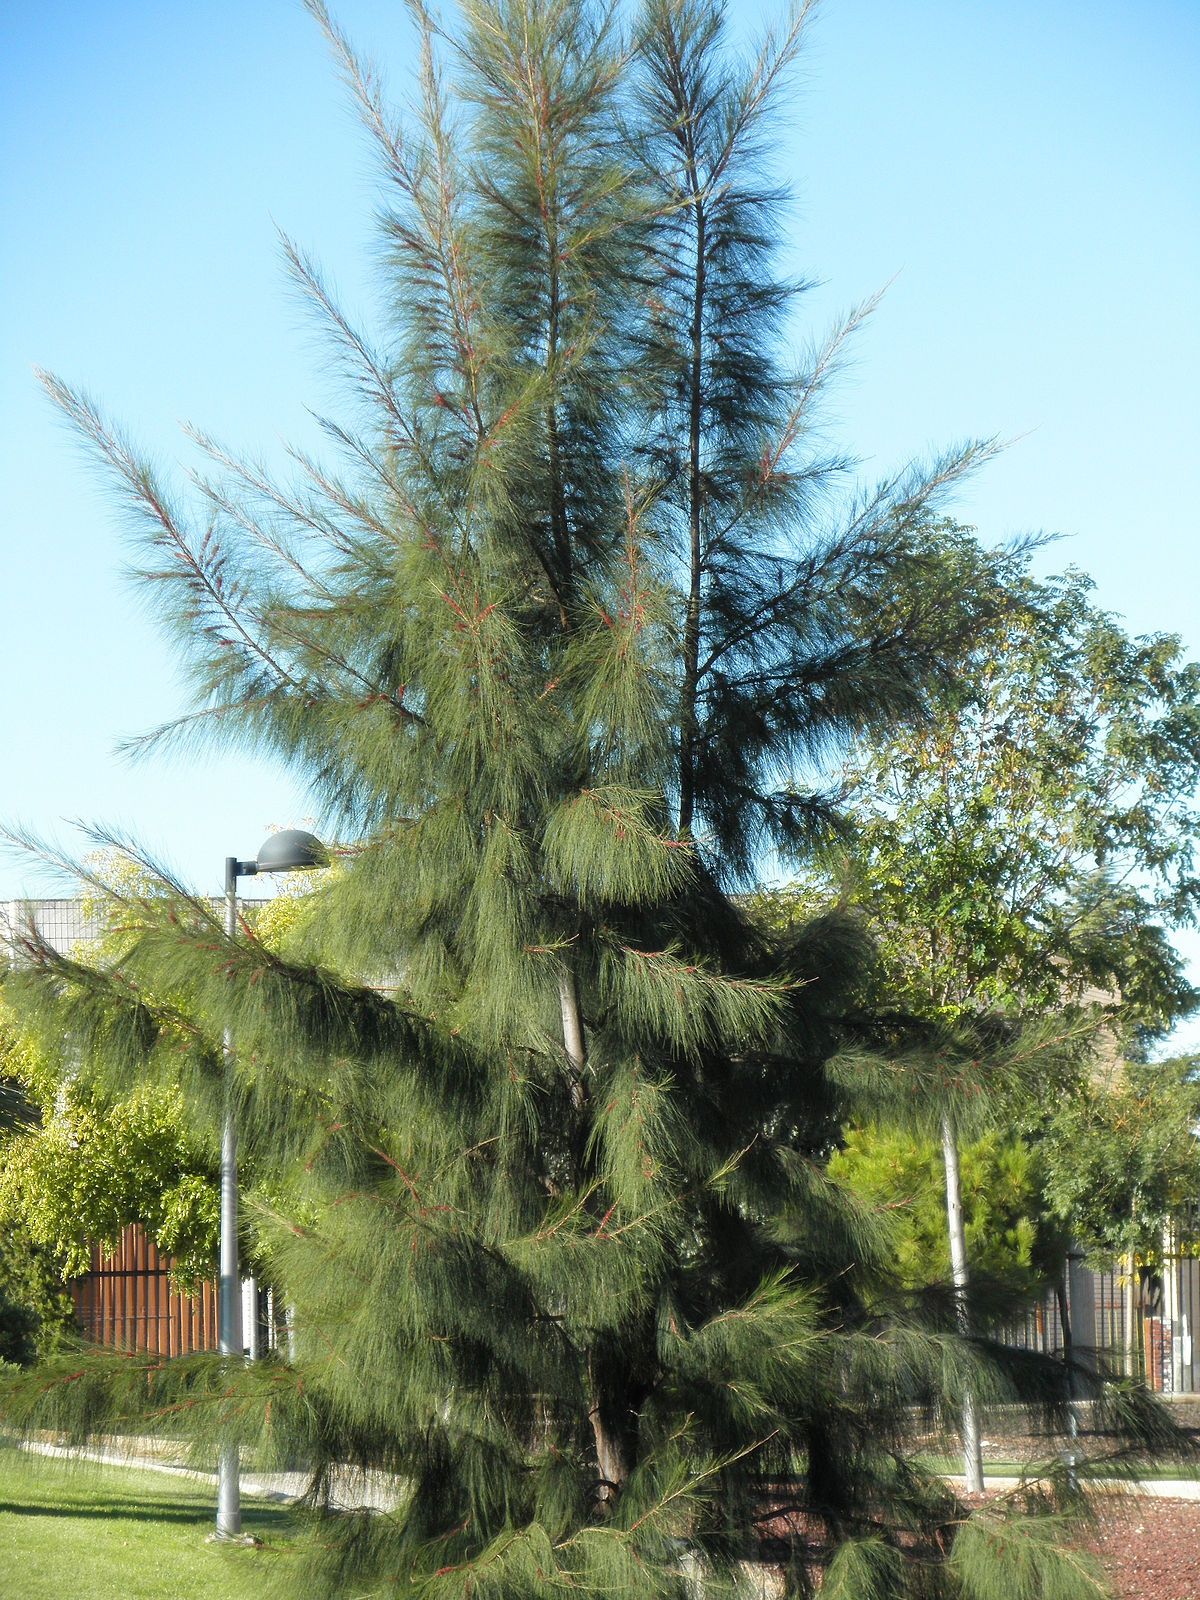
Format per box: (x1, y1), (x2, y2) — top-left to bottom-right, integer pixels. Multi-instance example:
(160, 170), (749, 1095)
(2, 2), (1182, 1594)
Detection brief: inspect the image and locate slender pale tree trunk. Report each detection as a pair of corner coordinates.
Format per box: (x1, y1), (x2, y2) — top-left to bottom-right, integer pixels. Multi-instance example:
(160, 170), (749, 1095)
(559, 969), (586, 1097)
(1164, 1223), (1184, 1395)
(1123, 1250), (1139, 1379)
(559, 968), (628, 1505)
(941, 1111), (984, 1492)
(1056, 1272), (1080, 1492)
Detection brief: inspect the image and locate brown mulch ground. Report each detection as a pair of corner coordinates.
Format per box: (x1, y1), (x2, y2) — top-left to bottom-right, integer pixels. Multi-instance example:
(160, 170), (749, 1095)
(950, 1398), (1200, 1597)
(755, 1496), (1200, 1598)
(1084, 1498), (1200, 1600)
(761, 1398), (1200, 1598)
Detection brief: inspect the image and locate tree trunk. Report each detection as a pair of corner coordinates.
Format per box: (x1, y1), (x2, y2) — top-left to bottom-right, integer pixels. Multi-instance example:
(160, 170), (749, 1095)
(1163, 1222), (1184, 1395)
(1056, 1271), (1072, 1364)
(1123, 1250), (1139, 1379)
(559, 968), (586, 1105)
(559, 969), (629, 1505)
(587, 1354), (630, 1511)
(1056, 1273), (1080, 1492)
(677, 197), (706, 837)
(941, 1111), (984, 1492)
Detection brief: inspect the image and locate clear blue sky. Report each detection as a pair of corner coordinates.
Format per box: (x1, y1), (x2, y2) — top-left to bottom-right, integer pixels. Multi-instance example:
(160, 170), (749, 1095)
(2, 0), (1199, 1015)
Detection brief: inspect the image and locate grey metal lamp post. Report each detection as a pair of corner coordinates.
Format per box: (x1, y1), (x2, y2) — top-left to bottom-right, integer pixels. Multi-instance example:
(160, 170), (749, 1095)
(216, 829), (328, 1540)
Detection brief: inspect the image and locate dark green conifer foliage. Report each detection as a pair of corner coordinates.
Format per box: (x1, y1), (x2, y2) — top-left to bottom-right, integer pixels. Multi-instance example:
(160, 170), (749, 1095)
(2, 3), (1180, 1594)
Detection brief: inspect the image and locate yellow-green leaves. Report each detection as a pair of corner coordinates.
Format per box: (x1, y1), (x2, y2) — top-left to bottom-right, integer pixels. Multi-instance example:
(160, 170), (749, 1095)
(0, 1084), (218, 1284)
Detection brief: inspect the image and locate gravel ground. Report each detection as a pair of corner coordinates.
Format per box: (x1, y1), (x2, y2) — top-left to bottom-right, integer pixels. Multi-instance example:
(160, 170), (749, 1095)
(1085, 1498), (1200, 1600)
(940, 1402), (1200, 1597)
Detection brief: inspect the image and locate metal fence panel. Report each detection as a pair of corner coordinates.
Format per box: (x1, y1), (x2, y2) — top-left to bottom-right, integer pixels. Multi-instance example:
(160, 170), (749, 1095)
(993, 1250), (1200, 1394)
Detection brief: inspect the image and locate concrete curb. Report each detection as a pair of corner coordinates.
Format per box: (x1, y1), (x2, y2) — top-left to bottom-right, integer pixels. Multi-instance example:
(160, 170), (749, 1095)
(943, 1472), (1200, 1501)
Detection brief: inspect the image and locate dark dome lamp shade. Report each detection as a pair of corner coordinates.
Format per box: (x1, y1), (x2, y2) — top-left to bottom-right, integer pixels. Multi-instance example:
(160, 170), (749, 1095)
(255, 829), (329, 874)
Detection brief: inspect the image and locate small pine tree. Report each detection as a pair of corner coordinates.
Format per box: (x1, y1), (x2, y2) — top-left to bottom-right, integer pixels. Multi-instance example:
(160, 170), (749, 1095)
(2, 3), (1179, 1594)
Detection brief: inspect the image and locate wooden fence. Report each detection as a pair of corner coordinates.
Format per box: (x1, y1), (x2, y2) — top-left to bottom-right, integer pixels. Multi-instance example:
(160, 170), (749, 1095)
(70, 1224), (1200, 1391)
(69, 1225), (218, 1356)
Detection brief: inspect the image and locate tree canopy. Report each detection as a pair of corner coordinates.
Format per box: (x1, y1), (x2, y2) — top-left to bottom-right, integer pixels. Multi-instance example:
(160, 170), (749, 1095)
(0, 853), (340, 1290)
(804, 543), (1200, 1456)
(829, 1125), (1067, 1305)
(1041, 1055), (1200, 1269)
(813, 552), (1200, 1273)
(836, 560), (1200, 1040)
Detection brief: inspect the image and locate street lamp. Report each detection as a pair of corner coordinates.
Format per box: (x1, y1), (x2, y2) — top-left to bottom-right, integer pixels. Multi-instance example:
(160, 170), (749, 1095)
(216, 829), (328, 1540)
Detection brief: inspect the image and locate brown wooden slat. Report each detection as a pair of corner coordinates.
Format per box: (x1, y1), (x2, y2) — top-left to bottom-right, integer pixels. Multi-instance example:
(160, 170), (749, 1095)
(99, 1242), (110, 1345)
(154, 1242), (163, 1355)
(122, 1230), (132, 1351)
(66, 1224), (218, 1356)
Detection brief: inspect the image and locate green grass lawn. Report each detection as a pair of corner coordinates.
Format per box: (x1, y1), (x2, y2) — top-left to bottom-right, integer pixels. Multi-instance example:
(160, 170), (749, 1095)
(0, 1450), (297, 1599)
(917, 1452), (1200, 1481)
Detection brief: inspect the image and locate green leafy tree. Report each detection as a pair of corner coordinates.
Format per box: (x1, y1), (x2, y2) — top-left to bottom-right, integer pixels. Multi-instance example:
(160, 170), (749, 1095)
(0, 1003), (77, 1361)
(820, 558), (1200, 1483)
(829, 1125), (1066, 1304)
(842, 563), (1200, 1034)
(0, 859), (224, 1287)
(0, 1209), (75, 1368)
(1, 4), (1173, 1595)
(0, 1082), (219, 1286)
(0, 849), (338, 1292)
(1041, 1057), (1200, 1268)
(1041, 1054), (1200, 1376)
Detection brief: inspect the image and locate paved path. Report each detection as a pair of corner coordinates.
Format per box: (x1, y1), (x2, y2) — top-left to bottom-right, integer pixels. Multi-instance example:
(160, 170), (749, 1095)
(19, 1439), (400, 1511)
(22, 1439), (1200, 1509)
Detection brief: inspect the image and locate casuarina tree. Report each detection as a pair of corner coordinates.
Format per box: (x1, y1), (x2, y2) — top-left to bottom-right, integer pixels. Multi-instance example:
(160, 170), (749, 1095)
(2, 3), (1178, 1595)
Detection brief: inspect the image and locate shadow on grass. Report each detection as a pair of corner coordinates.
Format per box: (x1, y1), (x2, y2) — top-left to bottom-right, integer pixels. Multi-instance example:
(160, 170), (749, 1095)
(0, 1488), (293, 1529)
(0, 1500), (208, 1524)
(1, 1497), (288, 1523)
